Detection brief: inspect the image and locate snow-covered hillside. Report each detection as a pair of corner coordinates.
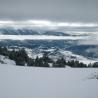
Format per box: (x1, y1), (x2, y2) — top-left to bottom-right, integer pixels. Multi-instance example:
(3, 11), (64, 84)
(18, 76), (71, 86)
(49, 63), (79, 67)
(0, 55), (15, 65)
(0, 64), (98, 98)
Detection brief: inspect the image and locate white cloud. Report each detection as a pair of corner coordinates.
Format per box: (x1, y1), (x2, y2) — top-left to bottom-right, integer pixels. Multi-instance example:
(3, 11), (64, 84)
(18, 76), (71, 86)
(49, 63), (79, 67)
(0, 35), (88, 40)
(0, 20), (98, 28)
(57, 22), (98, 27)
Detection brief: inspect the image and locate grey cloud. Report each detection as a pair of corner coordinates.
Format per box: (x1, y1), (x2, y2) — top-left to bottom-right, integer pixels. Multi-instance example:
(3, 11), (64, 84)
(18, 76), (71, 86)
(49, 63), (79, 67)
(78, 40), (98, 45)
(0, 0), (98, 22)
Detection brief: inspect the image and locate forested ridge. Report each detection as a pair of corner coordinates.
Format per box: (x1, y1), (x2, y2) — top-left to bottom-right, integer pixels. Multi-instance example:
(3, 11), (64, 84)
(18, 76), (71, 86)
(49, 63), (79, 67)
(0, 47), (98, 68)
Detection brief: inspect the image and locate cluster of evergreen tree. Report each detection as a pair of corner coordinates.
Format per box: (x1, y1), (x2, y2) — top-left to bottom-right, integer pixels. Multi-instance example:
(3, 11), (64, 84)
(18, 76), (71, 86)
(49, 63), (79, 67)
(9, 49), (28, 66)
(0, 47), (9, 56)
(0, 47), (29, 66)
(53, 57), (66, 68)
(0, 47), (98, 68)
(88, 62), (98, 68)
(67, 60), (87, 68)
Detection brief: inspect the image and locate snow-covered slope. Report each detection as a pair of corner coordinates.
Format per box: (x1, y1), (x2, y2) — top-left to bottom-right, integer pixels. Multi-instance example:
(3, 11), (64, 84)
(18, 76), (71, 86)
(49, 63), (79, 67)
(0, 64), (98, 98)
(0, 55), (15, 65)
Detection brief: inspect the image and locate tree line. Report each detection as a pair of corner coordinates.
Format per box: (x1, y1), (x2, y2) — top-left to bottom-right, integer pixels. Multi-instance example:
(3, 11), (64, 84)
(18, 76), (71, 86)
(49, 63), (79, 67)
(0, 47), (98, 68)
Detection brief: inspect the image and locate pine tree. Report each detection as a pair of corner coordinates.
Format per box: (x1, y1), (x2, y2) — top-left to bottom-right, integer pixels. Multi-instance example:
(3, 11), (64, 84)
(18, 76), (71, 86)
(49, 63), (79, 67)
(92, 62), (98, 68)
(27, 58), (35, 66)
(15, 56), (26, 66)
(53, 58), (66, 68)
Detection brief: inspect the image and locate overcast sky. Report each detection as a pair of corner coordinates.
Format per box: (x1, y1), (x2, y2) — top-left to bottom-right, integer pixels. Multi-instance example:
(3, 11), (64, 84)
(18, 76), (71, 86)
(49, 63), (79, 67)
(0, 0), (98, 23)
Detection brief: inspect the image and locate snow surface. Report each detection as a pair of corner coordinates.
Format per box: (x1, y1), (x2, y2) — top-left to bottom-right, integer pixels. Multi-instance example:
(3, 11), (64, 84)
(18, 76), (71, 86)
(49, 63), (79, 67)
(60, 50), (98, 64)
(0, 64), (98, 98)
(0, 55), (15, 65)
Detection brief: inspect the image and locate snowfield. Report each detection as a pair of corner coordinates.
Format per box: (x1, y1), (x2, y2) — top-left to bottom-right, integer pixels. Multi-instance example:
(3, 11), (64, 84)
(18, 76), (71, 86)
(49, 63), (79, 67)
(0, 64), (98, 98)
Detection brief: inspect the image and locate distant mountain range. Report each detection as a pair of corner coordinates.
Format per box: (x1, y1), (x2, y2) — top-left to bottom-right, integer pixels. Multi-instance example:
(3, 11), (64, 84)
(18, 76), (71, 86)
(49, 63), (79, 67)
(0, 26), (98, 63)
